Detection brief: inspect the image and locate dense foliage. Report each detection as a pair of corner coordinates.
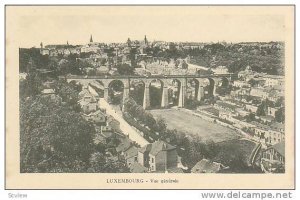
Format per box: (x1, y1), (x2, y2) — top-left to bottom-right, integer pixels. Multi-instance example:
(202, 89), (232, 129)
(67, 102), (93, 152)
(20, 95), (95, 172)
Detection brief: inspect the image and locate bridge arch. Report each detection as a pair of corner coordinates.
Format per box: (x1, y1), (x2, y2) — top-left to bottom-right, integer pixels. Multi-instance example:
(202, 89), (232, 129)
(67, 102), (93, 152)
(149, 79), (164, 109)
(203, 78), (215, 99)
(214, 77), (231, 96)
(187, 78), (200, 101)
(169, 79), (184, 107)
(129, 79), (145, 106)
(107, 80), (125, 105)
(220, 77), (229, 87)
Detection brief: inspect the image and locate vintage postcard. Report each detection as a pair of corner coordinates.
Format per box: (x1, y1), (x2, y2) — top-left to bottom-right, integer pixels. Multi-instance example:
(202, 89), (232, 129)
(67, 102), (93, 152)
(5, 5), (295, 189)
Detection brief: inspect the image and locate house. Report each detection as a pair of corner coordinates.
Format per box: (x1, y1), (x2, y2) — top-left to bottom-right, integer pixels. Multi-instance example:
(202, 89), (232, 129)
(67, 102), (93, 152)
(40, 48), (50, 55)
(41, 88), (55, 95)
(124, 146), (138, 167)
(139, 140), (178, 172)
(245, 104), (259, 113)
(138, 144), (153, 168)
(83, 110), (107, 126)
(261, 142), (285, 173)
(212, 66), (229, 74)
(267, 107), (279, 118)
(129, 162), (148, 173)
(49, 49), (58, 57)
(191, 159), (225, 173)
(250, 121), (270, 144)
(250, 121), (284, 146)
(79, 89), (98, 114)
(233, 80), (251, 88)
(264, 75), (284, 87)
(79, 100), (97, 114)
(214, 101), (240, 113)
(81, 44), (100, 53)
(19, 72), (27, 80)
(116, 138), (132, 154)
(259, 115), (275, 123)
(250, 87), (267, 99)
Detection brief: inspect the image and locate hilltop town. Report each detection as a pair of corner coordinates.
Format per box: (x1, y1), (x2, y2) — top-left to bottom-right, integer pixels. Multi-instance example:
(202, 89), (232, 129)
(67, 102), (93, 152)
(19, 35), (285, 174)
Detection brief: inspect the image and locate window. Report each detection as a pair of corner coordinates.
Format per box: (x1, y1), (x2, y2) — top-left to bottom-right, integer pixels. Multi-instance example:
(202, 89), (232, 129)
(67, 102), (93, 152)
(134, 157), (137, 162)
(152, 158), (154, 163)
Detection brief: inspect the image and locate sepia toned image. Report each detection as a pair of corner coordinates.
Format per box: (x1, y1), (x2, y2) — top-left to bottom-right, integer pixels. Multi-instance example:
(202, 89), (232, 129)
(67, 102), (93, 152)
(5, 5), (295, 189)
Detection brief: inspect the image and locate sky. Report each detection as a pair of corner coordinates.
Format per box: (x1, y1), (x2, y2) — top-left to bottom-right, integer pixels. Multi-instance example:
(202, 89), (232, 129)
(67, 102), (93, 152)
(8, 6), (287, 47)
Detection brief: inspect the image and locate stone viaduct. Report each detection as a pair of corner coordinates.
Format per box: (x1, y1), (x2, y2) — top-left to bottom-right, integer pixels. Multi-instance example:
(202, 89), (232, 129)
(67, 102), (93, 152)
(66, 74), (236, 109)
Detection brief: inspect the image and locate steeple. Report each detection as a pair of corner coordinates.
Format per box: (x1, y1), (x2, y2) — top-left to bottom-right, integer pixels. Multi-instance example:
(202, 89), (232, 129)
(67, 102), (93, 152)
(40, 42), (43, 49)
(144, 35), (148, 45)
(127, 38), (132, 47)
(67, 41), (69, 45)
(90, 35), (93, 43)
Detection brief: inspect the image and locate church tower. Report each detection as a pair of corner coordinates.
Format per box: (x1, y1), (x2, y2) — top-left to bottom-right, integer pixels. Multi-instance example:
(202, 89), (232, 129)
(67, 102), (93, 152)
(90, 35), (93, 43)
(127, 38), (132, 47)
(40, 42), (43, 49)
(144, 35), (148, 46)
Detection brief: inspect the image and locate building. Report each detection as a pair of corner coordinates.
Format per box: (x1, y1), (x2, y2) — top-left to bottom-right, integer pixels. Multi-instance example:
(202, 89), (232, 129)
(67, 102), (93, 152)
(191, 159), (225, 173)
(124, 146), (139, 167)
(250, 87), (267, 99)
(250, 121), (284, 146)
(83, 110), (107, 126)
(264, 75), (284, 87)
(19, 72), (27, 80)
(261, 142), (285, 173)
(212, 66), (229, 74)
(129, 162), (148, 173)
(267, 107), (279, 118)
(138, 140), (178, 172)
(78, 88), (98, 114)
(233, 80), (251, 88)
(116, 138), (132, 154)
(245, 104), (259, 113)
(214, 101), (240, 113)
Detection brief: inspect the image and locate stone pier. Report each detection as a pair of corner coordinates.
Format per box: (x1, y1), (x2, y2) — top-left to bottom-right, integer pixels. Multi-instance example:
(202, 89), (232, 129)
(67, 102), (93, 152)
(161, 86), (169, 108)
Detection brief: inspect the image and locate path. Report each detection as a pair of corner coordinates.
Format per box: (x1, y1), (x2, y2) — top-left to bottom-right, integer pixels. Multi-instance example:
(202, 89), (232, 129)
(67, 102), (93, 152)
(99, 98), (149, 147)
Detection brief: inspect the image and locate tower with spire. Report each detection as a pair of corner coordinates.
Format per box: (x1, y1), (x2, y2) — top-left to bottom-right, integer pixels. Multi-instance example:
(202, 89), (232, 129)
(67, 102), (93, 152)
(127, 38), (132, 47)
(144, 35), (148, 46)
(90, 35), (93, 43)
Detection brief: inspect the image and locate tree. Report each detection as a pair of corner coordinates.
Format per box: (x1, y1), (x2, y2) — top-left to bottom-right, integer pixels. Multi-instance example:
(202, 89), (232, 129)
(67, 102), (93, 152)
(153, 117), (167, 133)
(275, 97), (284, 107)
(116, 63), (134, 75)
(19, 71), (43, 98)
(256, 103), (266, 116)
(248, 79), (258, 87)
(245, 113), (256, 122)
(55, 81), (81, 112)
(275, 107), (285, 123)
(20, 95), (95, 172)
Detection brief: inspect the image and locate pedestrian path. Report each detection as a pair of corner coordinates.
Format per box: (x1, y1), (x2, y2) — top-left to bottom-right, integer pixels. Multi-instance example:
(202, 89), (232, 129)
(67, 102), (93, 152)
(99, 98), (149, 147)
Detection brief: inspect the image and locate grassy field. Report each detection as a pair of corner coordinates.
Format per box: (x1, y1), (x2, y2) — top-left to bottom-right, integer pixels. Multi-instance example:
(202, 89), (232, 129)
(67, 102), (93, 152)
(149, 109), (241, 142)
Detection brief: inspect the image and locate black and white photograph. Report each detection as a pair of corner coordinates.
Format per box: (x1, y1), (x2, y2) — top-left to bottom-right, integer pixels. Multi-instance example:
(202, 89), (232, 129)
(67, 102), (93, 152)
(5, 5), (295, 189)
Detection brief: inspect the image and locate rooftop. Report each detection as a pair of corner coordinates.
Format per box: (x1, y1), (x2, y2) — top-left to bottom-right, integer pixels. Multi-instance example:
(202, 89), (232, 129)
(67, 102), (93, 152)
(129, 162), (148, 173)
(149, 140), (176, 156)
(191, 159), (223, 173)
(268, 141), (285, 157)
